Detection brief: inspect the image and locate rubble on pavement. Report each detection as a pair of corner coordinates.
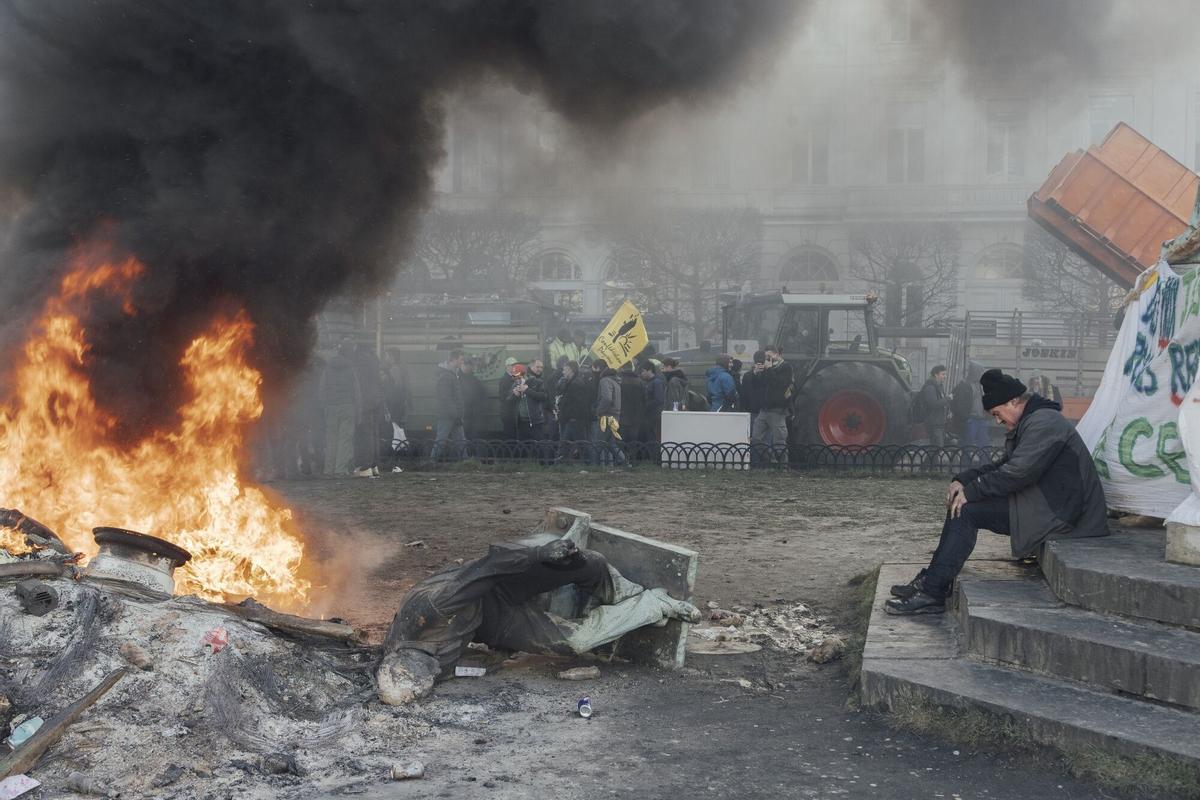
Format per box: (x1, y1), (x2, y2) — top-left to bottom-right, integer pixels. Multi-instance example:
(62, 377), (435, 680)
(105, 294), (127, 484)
(688, 601), (845, 662)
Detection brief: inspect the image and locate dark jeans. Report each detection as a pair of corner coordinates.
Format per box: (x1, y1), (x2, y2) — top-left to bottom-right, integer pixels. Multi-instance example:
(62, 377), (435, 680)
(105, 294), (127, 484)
(923, 497), (1010, 598)
(558, 419), (588, 461)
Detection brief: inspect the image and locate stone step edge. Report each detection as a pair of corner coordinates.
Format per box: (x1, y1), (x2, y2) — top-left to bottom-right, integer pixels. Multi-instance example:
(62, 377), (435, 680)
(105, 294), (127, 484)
(956, 592), (1200, 712)
(863, 564), (1200, 769)
(860, 657), (1200, 768)
(1041, 537), (1200, 629)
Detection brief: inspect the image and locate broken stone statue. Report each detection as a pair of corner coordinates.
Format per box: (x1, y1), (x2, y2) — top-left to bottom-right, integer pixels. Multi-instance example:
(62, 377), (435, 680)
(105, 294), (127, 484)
(376, 537), (700, 704)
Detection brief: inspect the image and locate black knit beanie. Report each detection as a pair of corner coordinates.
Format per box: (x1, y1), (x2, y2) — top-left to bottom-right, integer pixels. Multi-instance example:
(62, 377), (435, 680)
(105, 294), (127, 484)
(980, 368), (1026, 410)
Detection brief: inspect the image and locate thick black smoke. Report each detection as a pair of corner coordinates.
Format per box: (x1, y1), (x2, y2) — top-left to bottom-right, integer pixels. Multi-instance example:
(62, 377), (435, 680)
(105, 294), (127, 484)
(924, 0), (1190, 79)
(0, 0), (796, 438)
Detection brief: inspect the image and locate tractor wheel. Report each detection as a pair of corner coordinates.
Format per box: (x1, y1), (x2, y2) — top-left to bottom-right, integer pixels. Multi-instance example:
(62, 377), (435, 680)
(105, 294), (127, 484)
(791, 363), (910, 448)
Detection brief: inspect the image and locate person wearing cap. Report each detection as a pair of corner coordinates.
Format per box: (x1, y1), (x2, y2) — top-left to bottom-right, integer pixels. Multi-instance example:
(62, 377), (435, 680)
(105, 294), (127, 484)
(886, 368), (1108, 616)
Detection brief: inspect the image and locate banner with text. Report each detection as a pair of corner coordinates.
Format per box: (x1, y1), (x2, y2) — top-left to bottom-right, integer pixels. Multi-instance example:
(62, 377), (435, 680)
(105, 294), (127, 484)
(591, 300), (649, 369)
(1078, 260), (1200, 517)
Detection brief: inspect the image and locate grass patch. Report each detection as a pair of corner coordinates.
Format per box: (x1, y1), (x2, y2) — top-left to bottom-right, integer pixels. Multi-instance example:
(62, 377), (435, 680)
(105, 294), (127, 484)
(885, 690), (1200, 799)
(841, 565), (880, 693)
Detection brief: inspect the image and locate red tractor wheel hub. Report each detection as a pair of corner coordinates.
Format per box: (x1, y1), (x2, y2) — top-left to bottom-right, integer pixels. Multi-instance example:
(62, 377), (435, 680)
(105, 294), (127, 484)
(817, 390), (886, 447)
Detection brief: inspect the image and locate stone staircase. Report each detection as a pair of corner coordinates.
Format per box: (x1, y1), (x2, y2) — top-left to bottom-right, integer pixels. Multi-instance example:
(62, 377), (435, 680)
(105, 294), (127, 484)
(860, 530), (1200, 769)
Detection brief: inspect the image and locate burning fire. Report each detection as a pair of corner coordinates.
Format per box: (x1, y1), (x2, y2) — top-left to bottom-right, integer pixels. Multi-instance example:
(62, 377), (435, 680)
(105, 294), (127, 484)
(0, 526), (34, 556)
(0, 247), (310, 607)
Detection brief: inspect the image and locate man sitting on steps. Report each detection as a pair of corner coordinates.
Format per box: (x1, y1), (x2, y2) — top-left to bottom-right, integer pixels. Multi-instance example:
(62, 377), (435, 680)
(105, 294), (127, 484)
(886, 368), (1109, 616)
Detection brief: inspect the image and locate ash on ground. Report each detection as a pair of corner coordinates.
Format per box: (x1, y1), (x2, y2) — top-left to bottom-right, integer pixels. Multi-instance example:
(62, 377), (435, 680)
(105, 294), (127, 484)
(688, 602), (846, 663)
(0, 577), (447, 798)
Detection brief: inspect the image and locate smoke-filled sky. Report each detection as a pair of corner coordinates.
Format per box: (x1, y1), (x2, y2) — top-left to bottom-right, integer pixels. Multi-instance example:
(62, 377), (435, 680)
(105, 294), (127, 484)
(1, 0), (1196, 438)
(443, 0), (1200, 190)
(0, 0), (797, 437)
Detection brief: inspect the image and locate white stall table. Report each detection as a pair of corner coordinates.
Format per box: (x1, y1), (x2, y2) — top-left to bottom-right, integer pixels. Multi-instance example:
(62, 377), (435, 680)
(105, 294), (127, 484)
(660, 411), (751, 470)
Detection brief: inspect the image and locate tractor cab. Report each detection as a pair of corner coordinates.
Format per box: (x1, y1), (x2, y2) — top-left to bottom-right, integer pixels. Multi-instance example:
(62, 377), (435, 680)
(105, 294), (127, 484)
(724, 293), (879, 361)
(720, 292), (915, 447)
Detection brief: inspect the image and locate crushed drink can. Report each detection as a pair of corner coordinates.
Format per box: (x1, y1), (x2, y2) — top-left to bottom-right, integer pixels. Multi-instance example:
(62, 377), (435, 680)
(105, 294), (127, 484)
(577, 697), (593, 718)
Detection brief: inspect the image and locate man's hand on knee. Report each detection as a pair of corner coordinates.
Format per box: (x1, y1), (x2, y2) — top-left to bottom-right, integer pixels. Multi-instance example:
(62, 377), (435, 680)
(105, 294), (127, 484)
(946, 480), (966, 512)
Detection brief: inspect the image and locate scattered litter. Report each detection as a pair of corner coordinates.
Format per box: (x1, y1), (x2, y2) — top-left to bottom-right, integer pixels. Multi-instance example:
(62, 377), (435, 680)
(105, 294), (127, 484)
(736, 677), (754, 690)
(202, 627), (229, 653)
(0, 775), (39, 800)
(117, 641), (154, 671)
(686, 639), (761, 655)
(708, 608), (746, 626)
(807, 635), (846, 664)
(4, 717), (43, 750)
(64, 772), (111, 797)
(686, 602), (841, 658)
(454, 666), (486, 678)
(404, 540), (425, 548)
(391, 761), (425, 780)
(556, 666), (600, 681)
(576, 697), (593, 718)
(0, 697), (9, 729)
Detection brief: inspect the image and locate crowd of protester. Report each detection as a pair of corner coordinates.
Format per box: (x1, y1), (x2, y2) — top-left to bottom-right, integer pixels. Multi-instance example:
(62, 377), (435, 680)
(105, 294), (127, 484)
(260, 326), (1026, 479)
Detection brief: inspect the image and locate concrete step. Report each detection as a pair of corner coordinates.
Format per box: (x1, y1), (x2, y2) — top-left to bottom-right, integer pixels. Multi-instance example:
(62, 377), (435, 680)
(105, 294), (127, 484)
(1042, 532), (1200, 628)
(862, 563), (1200, 768)
(957, 575), (1200, 710)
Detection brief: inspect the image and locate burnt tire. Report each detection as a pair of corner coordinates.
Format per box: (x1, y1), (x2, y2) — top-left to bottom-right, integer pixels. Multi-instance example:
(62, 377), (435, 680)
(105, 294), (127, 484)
(790, 362), (910, 447)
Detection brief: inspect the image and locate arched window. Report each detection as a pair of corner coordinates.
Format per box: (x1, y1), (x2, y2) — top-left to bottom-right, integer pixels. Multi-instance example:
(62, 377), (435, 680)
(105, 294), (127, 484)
(528, 251), (581, 281)
(976, 244), (1023, 281)
(780, 248), (839, 283)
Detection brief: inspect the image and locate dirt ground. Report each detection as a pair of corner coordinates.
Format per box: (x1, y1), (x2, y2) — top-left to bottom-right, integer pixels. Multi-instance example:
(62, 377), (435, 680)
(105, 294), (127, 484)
(258, 467), (1111, 800)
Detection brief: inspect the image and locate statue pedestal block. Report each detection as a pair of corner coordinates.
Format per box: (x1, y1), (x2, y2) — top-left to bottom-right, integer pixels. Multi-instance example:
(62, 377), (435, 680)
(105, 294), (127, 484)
(1166, 522), (1200, 566)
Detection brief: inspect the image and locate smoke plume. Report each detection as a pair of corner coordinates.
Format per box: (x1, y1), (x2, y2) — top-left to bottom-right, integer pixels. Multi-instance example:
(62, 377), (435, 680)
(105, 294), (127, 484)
(924, 0), (1192, 80)
(0, 0), (797, 438)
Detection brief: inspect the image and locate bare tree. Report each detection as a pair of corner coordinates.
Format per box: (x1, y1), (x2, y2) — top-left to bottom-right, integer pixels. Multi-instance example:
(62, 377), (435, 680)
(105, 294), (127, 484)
(849, 222), (961, 327)
(396, 208), (541, 294)
(605, 206), (762, 346)
(1022, 222), (1123, 334)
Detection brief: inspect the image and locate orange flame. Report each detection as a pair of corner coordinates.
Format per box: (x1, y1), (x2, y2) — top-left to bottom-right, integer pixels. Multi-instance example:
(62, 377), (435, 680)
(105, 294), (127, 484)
(0, 526), (34, 556)
(0, 248), (310, 607)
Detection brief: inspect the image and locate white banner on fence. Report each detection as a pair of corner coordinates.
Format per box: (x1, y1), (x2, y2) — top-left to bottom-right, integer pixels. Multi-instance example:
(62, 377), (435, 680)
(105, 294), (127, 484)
(1078, 260), (1200, 518)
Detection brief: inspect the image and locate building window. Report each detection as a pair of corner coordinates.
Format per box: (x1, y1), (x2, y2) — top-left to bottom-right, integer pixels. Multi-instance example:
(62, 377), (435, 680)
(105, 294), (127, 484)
(452, 119), (501, 193)
(549, 290), (584, 313)
(781, 248), (839, 283)
(791, 114), (830, 186)
(976, 244), (1024, 281)
(691, 133), (731, 190)
(884, 0), (916, 42)
(534, 112), (562, 189)
(528, 251), (581, 282)
(886, 101), (925, 184)
(1088, 94), (1134, 144)
(986, 100), (1027, 183)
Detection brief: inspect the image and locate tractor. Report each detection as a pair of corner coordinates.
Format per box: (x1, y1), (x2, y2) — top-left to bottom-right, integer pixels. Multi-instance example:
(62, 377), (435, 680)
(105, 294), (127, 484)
(682, 292), (915, 447)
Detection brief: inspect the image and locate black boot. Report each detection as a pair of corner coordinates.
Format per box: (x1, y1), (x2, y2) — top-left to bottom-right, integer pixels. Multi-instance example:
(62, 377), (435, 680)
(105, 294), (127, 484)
(884, 590), (946, 616)
(889, 568), (927, 600)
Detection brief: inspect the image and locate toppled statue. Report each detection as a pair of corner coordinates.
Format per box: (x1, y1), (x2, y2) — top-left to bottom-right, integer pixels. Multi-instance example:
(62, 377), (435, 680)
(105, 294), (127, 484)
(376, 538), (700, 705)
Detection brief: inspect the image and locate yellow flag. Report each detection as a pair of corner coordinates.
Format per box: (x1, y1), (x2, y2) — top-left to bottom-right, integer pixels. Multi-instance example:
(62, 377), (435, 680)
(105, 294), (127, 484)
(591, 299), (649, 369)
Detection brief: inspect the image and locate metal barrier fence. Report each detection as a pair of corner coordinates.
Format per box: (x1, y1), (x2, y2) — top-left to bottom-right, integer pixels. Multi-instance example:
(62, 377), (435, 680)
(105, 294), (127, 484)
(391, 438), (1004, 476)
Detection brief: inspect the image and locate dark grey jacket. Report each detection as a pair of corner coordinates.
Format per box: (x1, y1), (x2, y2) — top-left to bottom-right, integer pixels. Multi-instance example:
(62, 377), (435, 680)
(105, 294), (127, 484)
(596, 370), (622, 418)
(955, 395), (1108, 558)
